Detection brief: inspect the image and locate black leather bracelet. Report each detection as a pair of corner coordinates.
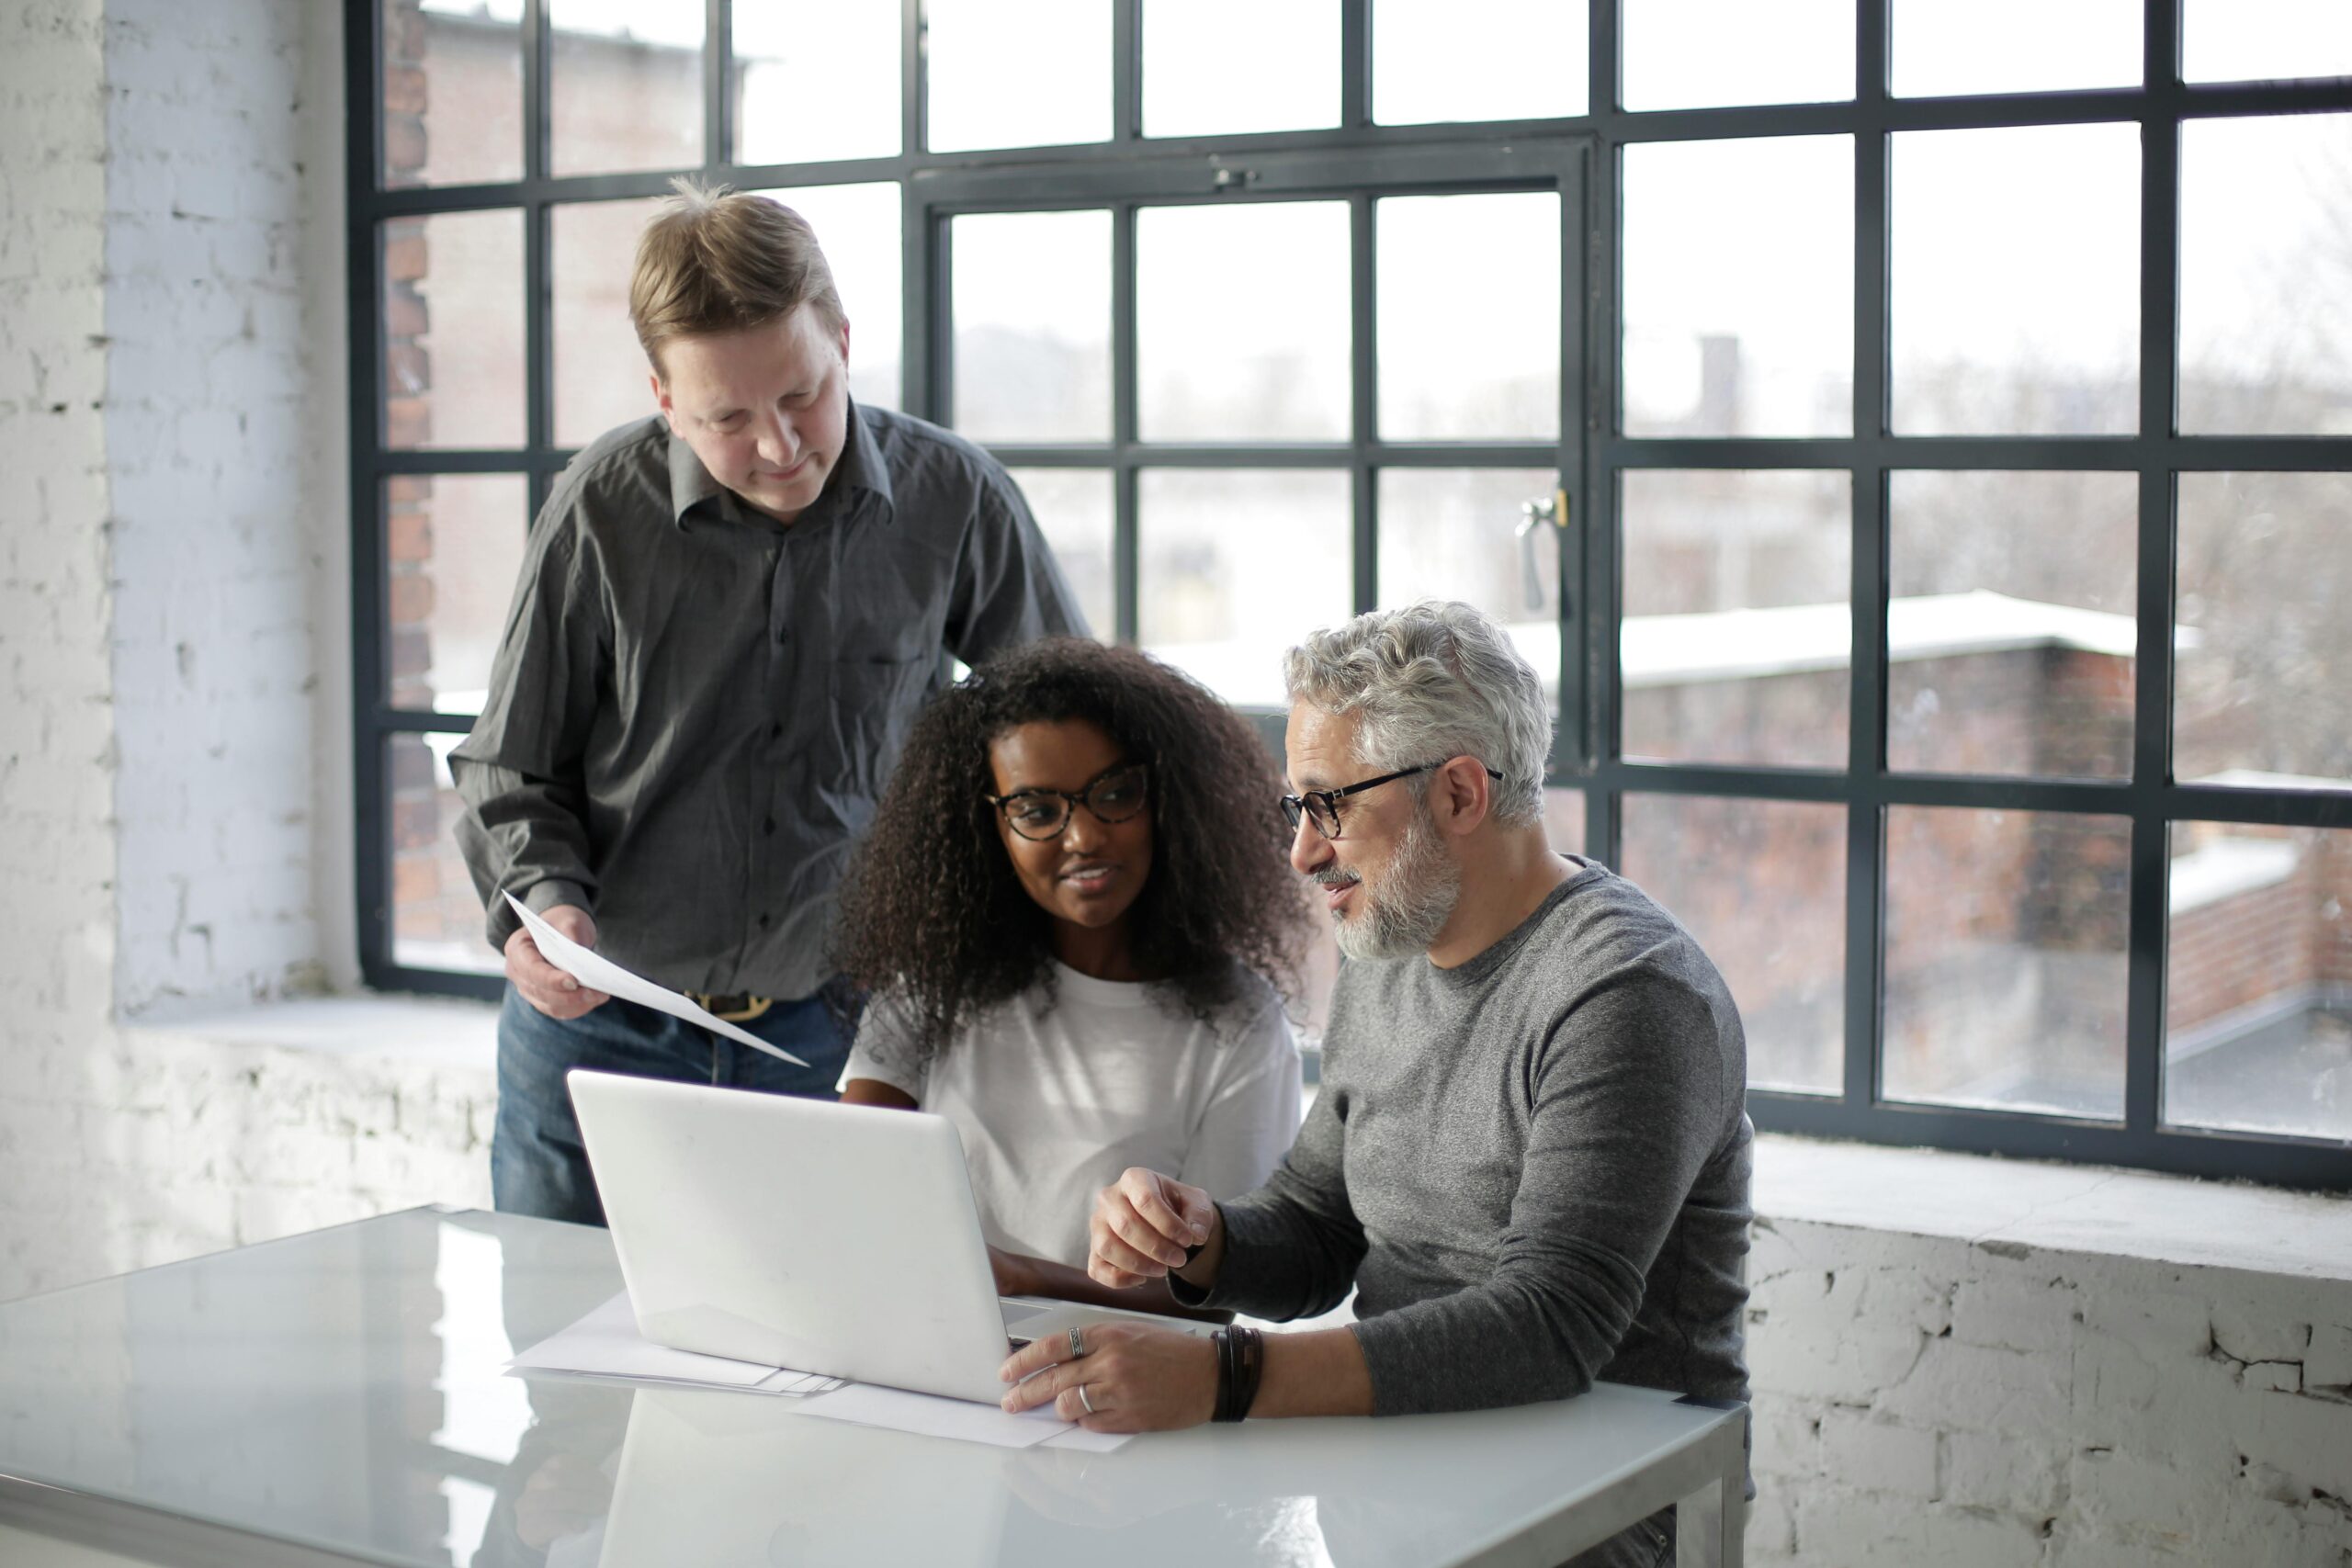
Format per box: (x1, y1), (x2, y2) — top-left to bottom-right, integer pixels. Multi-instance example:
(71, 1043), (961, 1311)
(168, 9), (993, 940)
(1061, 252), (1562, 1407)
(1210, 1328), (1237, 1422)
(1229, 1325), (1264, 1421)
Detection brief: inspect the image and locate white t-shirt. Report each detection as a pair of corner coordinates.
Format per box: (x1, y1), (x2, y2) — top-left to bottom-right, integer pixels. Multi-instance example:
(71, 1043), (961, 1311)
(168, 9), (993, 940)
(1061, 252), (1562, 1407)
(843, 963), (1303, 1269)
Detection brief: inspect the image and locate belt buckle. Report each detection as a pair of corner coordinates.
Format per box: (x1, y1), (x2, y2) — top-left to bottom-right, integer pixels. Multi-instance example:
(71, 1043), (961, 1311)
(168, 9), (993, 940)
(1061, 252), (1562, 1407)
(688, 991), (773, 1024)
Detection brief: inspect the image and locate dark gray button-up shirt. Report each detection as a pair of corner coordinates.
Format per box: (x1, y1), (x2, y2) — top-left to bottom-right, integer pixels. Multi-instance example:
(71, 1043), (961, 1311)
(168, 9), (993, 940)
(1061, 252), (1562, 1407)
(450, 401), (1087, 999)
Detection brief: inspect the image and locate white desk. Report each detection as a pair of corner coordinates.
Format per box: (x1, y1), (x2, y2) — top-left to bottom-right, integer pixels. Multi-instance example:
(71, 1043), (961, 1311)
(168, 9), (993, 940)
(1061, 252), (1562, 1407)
(0, 1208), (1745, 1567)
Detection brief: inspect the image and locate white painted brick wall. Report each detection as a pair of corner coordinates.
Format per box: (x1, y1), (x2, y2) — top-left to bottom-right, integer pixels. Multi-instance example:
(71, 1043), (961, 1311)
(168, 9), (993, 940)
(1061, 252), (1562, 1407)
(104, 0), (321, 1016)
(1, 0), (352, 1302)
(0, 0), (121, 1302)
(1747, 1211), (2352, 1565)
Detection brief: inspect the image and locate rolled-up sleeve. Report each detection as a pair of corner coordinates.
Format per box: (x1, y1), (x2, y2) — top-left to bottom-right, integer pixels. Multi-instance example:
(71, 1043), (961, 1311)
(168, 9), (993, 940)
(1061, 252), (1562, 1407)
(449, 510), (608, 954)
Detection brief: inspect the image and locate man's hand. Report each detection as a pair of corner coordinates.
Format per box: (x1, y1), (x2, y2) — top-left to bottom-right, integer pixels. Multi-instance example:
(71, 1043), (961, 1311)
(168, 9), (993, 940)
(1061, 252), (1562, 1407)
(1088, 1168), (1216, 1290)
(998, 1321), (1218, 1433)
(504, 904), (609, 1020)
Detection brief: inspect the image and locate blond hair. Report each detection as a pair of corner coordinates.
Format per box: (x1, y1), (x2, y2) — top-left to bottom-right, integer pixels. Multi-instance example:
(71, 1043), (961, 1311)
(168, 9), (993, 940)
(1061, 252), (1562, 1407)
(628, 178), (844, 376)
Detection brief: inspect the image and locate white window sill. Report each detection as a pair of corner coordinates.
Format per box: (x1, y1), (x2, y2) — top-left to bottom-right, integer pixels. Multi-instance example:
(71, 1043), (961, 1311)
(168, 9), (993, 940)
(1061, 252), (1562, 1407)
(122, 992), (499, 1072)
(1755, 1133), (2352, 1285)
(116, 998), (2349, 1284)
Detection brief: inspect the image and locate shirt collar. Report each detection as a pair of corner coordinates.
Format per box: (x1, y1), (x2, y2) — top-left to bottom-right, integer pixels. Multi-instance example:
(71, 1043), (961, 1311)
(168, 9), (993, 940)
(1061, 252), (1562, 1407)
(666, 397), (897, 533)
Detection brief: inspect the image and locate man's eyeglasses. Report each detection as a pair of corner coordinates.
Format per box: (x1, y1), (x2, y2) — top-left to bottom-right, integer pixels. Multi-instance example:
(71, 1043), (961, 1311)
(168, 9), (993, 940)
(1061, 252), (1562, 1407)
(986, 761), (1151, 842)
(1281, 760), (1504, 840)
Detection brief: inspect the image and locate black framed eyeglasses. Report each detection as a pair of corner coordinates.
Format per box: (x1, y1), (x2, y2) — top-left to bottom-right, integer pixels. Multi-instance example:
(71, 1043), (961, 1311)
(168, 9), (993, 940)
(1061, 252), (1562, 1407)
(985, 761), (1151, 842)
(1281, 760), (1505, 840)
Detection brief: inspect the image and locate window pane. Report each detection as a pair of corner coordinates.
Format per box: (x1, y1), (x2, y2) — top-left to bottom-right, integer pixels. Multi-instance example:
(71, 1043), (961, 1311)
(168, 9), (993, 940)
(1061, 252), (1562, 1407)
(388, 734), (502, 976)
(385, 475), (529, 715)
(1890, 124), (2139, 435)
(1891, 0), (2140, 97)
(1373, 0), (1588, 123)
(1883, 807), (2132, 1120)
(1138, 469), (1351, 707)
(1008, 468), (1114, 639)
(1144, 0), (1340, 138)
(548, 0), (703, 177)
(382, 210), (525, 450)
(2175, 472), (2352, 789)
(1379, 194), (1559, 440)
(2166, 823), (2352, 1142)
(384, 0), (522, 188)
(1137, 203), (1351, 443)
(1623, 137), (1852, 437)
(1622, 0), (1854, 111)
(1376, 469), (1563, 691)
(1621, 470), (1851, 770)
(2180, 113), (2352, 435)
(1544, 787), (1586, 855)
(953, 211), (1113, 445)
(732, 3), (899, 164)
(755, 183), (903, 412)
(1887, 471), (2138, 780)
(1621, 795), (1845, 1095)
(928, 0), (1110, 152)
(2184, 0), (2352, 83)
(552, 197), (662, 449)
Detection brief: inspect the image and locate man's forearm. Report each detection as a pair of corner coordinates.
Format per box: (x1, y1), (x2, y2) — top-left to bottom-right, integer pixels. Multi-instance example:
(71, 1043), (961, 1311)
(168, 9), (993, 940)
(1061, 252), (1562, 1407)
(1250, 1325), (1374, 1419)
(1171, 1205), (1227, 1292)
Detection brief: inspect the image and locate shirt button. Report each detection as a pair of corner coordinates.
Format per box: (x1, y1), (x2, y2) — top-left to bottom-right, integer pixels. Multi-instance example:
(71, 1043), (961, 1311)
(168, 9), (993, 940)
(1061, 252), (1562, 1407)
(763, 818), (776, 835)
(770, 722), (783, 739)
(756, 913), (772, 930)
(774, 625), (789, 644)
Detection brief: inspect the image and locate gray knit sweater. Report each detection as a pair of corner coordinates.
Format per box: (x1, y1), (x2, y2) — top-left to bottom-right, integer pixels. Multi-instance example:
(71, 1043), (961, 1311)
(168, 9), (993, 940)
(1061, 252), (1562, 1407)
(1185, 858), (1752, 1416)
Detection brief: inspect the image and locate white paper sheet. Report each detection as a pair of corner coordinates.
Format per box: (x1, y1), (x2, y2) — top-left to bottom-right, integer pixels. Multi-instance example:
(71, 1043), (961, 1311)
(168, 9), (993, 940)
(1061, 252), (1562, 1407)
(503, 893), (808, 1066)
(508, 1292), (843, 1396)
(794, 1382), (1088, 1450)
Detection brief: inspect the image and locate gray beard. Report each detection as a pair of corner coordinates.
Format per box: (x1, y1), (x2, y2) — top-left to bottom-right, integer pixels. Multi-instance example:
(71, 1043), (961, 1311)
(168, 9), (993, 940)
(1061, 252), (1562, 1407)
(1332, 804), (1462, 962)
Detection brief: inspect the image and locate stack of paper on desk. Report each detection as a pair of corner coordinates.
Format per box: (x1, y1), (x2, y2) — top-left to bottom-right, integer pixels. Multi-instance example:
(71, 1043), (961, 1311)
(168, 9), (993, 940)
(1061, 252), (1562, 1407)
(509, 1292), (845, 1396)
(511, 1292), (1134, 1450)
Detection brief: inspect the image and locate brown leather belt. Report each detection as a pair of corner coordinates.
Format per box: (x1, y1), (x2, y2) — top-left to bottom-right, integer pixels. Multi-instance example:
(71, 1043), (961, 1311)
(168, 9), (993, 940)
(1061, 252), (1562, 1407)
(684, 992), (774, 1023)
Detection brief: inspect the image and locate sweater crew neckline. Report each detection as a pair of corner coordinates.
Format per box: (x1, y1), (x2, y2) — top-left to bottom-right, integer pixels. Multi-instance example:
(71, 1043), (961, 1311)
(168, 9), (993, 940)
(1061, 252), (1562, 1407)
(1426, 855), (1606, 989)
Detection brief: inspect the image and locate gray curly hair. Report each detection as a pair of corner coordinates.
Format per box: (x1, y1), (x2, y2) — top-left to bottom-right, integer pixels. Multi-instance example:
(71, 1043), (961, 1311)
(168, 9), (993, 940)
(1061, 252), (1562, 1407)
(1282, 600), (1551, 827)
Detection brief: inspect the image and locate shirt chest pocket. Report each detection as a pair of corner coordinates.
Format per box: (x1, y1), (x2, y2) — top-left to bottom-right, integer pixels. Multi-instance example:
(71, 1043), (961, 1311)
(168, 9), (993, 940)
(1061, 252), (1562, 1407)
(824, 649), (935, 795)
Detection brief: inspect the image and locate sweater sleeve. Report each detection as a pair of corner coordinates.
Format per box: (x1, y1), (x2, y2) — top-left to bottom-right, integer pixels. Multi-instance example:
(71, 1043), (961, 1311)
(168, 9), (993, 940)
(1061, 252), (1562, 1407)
(1346, 970), (1726, 1416)
(1171, 1054), (1367, 1325)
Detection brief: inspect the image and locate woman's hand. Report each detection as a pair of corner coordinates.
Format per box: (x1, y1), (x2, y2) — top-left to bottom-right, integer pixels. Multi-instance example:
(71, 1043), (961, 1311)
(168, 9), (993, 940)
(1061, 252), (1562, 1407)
(998, 1321), (1218, 1432)
(1088, 1168), (1216, 1289)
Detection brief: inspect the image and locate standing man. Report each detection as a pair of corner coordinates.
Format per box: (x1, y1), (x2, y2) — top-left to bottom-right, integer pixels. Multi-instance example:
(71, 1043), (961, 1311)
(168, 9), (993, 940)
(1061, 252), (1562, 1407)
(453, 181), (1086, 1224)
(999, 601), (1750, 1568)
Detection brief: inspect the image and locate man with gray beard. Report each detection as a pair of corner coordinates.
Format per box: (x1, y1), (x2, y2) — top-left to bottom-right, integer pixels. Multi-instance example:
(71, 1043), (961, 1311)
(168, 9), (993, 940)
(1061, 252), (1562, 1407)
(995, 601), (1753, 1568)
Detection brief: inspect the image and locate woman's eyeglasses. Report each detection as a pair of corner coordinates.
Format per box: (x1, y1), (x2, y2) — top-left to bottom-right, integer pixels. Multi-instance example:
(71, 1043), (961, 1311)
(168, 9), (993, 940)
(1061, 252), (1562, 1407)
(985, 761), (1151, 842)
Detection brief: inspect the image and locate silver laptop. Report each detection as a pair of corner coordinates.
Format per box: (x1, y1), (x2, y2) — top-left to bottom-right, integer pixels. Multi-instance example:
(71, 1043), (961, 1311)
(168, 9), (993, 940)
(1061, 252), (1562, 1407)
(568, 1069), (1204, 1404)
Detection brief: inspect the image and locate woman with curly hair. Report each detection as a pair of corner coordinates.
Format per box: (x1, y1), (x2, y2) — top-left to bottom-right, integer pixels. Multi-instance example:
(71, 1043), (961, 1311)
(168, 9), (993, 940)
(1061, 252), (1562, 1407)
(832, 637), (1311, 1316)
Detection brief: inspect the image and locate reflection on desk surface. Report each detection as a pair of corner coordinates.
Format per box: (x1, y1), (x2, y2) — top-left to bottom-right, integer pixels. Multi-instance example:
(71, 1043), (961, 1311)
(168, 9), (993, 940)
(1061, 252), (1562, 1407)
(0, 1209), (1736, 1568)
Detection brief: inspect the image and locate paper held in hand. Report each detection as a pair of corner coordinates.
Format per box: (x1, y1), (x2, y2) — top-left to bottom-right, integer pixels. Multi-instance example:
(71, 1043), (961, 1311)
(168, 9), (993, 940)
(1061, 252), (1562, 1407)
(503, 892), (810, 1067)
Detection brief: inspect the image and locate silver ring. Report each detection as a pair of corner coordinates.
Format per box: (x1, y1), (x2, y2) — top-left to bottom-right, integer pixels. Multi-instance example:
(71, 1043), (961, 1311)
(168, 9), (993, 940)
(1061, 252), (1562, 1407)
(1068, 1325), (1087, 1359)
(1078, 1383), (1096, 1416)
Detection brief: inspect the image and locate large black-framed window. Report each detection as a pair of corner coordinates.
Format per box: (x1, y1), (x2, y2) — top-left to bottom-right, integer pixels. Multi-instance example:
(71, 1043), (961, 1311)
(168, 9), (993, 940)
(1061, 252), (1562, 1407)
(348, 1), (2352, 1190)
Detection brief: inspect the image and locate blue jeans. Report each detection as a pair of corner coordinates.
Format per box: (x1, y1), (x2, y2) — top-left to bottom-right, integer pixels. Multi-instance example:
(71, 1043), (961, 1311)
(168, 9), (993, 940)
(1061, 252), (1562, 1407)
(492, 982), (856, 1225)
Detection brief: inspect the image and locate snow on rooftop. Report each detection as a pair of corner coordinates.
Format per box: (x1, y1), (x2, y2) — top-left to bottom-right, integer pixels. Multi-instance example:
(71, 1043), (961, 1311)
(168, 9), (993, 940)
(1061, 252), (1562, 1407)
(2169, 836), (2302, 915)
(1157, 591), (2166, 711)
